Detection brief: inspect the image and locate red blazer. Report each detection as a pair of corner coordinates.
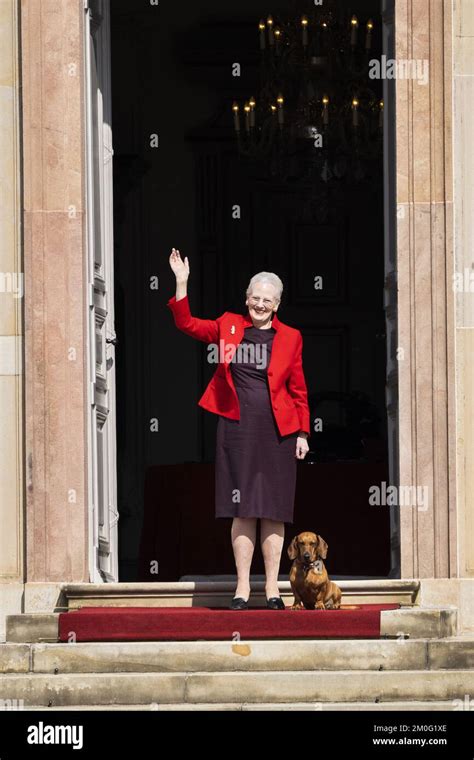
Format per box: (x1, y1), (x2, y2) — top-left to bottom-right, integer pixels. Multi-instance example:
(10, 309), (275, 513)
(167, 294), (311, 436)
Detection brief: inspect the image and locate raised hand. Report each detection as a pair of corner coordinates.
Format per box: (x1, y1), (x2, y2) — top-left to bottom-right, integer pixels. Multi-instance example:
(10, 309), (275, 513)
(169, 248), (190, 283)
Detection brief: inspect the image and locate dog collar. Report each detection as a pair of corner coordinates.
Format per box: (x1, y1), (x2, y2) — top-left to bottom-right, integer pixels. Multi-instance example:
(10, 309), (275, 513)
(302, 560), (321, 573)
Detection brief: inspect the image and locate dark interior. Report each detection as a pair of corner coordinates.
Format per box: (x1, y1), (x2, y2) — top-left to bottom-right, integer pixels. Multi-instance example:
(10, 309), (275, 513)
(110, 0), (395, 582)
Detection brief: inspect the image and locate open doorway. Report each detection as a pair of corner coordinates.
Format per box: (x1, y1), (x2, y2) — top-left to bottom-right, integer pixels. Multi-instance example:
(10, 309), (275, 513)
(109, 0), (398, 582)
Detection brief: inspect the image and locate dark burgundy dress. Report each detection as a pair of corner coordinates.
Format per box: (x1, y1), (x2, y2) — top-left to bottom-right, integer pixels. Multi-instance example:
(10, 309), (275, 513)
(215, 325), (298, 523)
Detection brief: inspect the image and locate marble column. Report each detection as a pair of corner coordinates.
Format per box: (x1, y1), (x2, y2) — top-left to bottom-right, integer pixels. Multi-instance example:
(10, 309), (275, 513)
(395, 0), (457, 577)
(21, 0), (89, 586)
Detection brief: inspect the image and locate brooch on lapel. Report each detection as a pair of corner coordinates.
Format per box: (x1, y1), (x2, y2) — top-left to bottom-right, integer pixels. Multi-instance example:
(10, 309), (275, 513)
(230, 325), (236, 334)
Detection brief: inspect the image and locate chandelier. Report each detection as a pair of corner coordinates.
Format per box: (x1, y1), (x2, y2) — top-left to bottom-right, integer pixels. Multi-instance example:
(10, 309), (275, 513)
(231, 2), (384, 192)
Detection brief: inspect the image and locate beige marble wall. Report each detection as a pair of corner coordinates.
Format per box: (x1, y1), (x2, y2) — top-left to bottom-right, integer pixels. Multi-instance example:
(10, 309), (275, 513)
(395, 0), (458, 577)
(21, 0), (89, 583)
(0, 0), (24, 637)
(453, 0), (474, 578)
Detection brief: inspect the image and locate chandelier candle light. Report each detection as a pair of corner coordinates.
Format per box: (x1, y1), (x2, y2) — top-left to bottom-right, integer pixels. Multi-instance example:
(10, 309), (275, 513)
(267, 15), (274, 46)
(259, 19), (266, 50)
(302, 15), (309, 47)
(275, 27), (282, 55)
(366, 19), (374, 50)
(352, 97), (359, 127)
(350, 15), (358, 47)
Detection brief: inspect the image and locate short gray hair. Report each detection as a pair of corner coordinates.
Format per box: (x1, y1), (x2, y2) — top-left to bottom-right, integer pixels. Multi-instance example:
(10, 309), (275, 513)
(246, 272), (283, 303)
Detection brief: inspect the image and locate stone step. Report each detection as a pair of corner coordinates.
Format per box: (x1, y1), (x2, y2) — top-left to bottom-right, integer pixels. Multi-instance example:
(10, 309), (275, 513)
(1, 669), (473, 706)
(5, 606), (458, 643)
(15, 701), (468, 711)
(1, 637), (473, 674)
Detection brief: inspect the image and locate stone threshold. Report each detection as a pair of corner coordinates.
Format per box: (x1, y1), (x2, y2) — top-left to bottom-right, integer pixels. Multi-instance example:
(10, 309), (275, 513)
(61, 579), (420, 609)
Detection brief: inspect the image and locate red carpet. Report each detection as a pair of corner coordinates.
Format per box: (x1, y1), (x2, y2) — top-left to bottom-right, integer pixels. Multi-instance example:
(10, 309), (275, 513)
(59, 604), (400, 642)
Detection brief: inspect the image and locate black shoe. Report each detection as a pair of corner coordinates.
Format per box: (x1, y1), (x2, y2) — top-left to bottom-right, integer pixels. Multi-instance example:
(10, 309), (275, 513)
(230, 596), (249, 610)
(266, 596), (286, 610)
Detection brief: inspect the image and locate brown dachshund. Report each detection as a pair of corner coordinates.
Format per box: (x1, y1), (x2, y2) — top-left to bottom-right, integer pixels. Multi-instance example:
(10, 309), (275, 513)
(287, 532), (343, 610)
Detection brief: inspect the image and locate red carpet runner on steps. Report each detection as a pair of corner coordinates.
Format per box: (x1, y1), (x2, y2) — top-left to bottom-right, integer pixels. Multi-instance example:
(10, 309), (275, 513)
(58, 604), (400, 642)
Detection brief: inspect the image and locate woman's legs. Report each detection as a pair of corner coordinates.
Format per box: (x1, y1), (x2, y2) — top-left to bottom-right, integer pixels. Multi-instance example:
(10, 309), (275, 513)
(231, 517), (285, 600)
(260, 518), (285, 599)
(231, 517), (257, 601)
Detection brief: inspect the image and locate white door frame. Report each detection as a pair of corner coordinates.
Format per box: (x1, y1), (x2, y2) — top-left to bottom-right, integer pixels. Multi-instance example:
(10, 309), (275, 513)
(83, 0), (119, 583)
